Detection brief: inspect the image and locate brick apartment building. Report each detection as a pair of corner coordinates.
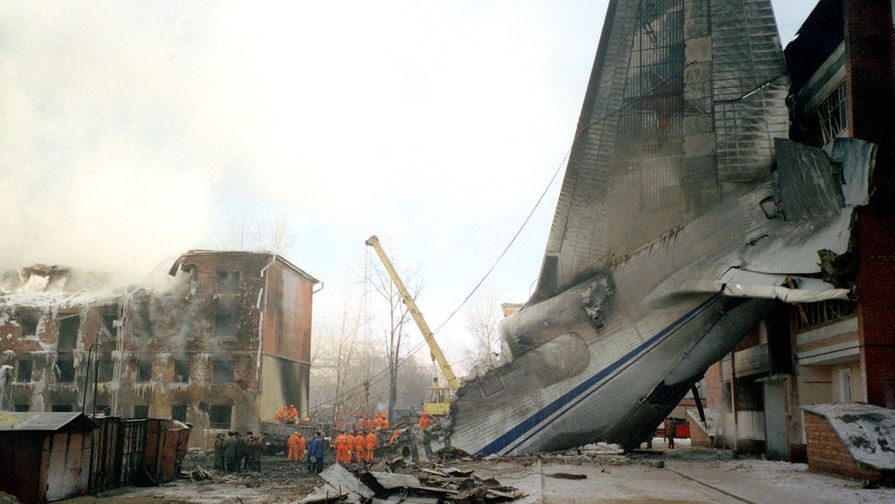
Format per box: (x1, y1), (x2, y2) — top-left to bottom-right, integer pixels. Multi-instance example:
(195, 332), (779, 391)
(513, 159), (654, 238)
(0, 250), (318, 447)
(691, 0), (895, 474)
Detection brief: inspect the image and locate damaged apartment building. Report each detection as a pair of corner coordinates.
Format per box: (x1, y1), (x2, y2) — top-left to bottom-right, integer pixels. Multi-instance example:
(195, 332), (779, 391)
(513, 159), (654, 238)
(687, 0), (895, 469)
(0, 250), (318, 448)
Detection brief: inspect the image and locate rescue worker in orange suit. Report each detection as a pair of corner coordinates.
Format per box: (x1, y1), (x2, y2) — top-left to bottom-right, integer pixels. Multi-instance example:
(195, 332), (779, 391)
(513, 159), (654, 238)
(334, 431), (348, 465)
(365, 430), (378, 463)
(287, 404), (299, 424)
(287, 431), (302, 461)
(388, 429), (401, 446)
(362, 416), (372, 430)
(419, 412), (431, 429)
(296, 432), (306, 462)
(345, 431), (355, 464)
(381, 414), (390, 431)
(276, 404), (288, 423)
(354, 430), (367, 464)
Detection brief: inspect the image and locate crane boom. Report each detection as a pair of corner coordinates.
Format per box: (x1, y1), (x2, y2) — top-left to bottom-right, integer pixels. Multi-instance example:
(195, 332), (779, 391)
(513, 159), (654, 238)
(365, 235), (460, 392)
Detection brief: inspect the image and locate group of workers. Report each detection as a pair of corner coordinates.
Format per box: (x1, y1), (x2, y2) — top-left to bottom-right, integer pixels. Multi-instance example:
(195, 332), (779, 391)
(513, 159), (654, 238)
(275, 404), (300, 424)
(334, 430), (379, 465)
(215, 432), (263, 472)
(286, 430), (326, 472)
(287, 430), (327, 473)
(274, 411), (435, 471)
(351, 412), (390, 432)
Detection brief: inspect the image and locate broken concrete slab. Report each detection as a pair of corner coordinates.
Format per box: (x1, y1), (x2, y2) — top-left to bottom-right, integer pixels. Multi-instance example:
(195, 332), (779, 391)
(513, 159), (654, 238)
(366, 471), (422, 490)
(318, 464), (375, 500)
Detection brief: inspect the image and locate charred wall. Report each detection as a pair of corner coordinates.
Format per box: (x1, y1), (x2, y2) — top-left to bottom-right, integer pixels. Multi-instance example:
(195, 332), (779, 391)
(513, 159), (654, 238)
(259, 261), (315, 421)
(0, 251), (317, 448)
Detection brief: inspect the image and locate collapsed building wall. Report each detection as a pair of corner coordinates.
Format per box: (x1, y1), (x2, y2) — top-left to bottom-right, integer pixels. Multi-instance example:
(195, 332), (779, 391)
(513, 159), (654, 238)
(0, 251), (318, 448)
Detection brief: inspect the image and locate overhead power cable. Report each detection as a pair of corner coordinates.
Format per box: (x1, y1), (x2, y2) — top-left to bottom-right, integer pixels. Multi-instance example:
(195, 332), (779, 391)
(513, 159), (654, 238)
(312, 150), (570, 412)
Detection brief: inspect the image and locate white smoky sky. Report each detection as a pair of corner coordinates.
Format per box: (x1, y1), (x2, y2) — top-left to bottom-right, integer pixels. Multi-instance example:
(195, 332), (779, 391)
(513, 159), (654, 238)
(0, 1), (818, 367)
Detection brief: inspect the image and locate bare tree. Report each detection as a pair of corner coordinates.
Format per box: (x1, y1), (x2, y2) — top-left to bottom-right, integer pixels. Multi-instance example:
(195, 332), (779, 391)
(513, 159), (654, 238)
(260, 213), (292, 254)
(320, 287), (363, 424)
(214, 210), (293, 253)
(464, 289), (502, 375)
(368, 247), (422, 423)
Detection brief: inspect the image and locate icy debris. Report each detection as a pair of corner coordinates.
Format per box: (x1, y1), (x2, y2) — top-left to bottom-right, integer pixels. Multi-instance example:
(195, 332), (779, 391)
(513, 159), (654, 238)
(803, 403), (895, 471)
(298, 462), (525, 503)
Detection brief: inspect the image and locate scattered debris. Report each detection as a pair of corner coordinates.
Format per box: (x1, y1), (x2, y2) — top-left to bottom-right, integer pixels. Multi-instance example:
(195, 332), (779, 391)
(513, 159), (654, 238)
(298, 462), (526, 503)
(545, 472), (587, 480)
(318, 464), (376, 501)
(190, 466), (211, 481)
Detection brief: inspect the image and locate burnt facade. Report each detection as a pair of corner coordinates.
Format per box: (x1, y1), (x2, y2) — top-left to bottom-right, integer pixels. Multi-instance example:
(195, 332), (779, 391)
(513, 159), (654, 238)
(0, 251), (318, 448)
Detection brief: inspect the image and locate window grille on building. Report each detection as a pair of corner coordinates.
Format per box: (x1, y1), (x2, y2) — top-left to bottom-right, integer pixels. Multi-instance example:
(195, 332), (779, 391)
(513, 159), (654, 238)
(817, 81), (848, 147)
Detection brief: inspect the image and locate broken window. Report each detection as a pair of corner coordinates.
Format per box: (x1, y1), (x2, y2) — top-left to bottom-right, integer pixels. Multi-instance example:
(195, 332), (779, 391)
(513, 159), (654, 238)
(793, 299), (856, 331)
(55, 357), (75, 383)
(102, 313), (117, 337)
(14, 404), (29, 412)
(16, 360), (33, 382)
(216, 271), (241, 294)
(215, 313), (237, 338)
(817, 81), (848, 147)
(97, 353), (114, 382)
(58, 315), (80, 350)
(174, 358), (189, 383)
(133, 405), (149, 419)
(16, 310), (39, 337)
(171, 405), (188, 422)
(213, 360), (235, 384)
(208, 405), (232, 429)
(137, 358), (152, 382)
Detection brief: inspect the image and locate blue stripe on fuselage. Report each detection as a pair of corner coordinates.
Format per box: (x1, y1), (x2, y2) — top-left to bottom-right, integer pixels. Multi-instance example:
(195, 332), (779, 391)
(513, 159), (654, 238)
(477, 294), (721, 455)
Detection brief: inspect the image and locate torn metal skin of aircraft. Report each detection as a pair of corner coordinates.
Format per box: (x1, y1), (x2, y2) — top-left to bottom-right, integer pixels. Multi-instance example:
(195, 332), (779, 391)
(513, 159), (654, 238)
(448, 137), (874, 456)
(446, 0), (877, 456)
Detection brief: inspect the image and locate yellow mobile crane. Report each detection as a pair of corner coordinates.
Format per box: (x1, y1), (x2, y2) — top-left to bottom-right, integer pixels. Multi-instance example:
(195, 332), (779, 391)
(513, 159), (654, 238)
(365, 235), (460, 416)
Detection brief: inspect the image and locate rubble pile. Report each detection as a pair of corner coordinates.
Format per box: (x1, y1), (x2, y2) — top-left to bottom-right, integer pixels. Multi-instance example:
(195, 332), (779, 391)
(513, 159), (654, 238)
(298, 462), (526, 503)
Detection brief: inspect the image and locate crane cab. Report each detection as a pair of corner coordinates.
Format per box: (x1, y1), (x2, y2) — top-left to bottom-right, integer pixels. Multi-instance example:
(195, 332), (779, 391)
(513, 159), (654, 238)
(423, 385), (452, 416)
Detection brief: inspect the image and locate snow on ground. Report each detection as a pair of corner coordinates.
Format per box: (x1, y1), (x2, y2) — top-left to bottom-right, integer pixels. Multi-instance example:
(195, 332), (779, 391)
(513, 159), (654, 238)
(671, 455), (895, 504)
(804, 403), (895, 470)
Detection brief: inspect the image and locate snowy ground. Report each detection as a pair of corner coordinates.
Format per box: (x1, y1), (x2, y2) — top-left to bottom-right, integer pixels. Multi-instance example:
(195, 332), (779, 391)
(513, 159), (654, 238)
(64, 442), (895, 504)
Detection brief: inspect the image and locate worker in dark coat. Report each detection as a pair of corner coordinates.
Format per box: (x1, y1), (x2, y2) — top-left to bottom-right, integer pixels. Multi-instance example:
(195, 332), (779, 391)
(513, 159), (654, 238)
(223, 432), (238, 472)
(214, 433), (225, 469)
(247, 434), (263, 471)
(307, 431), (326, 474)
(235, 432), (248, 472)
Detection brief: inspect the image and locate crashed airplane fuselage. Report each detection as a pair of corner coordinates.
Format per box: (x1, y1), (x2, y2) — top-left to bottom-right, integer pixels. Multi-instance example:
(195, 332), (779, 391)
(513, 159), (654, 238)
(447, 0), (875, 455)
